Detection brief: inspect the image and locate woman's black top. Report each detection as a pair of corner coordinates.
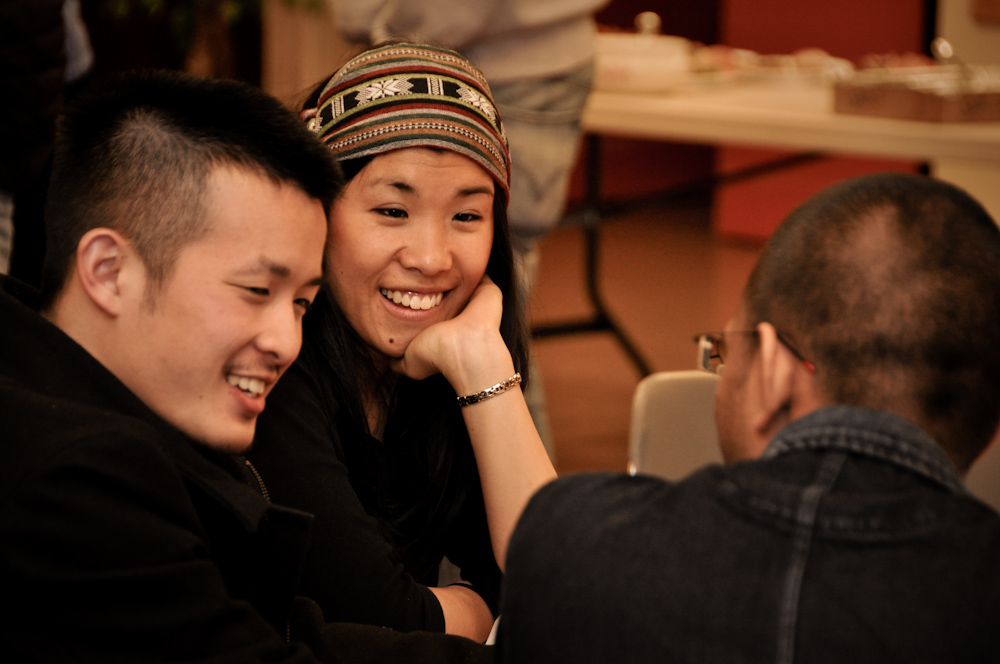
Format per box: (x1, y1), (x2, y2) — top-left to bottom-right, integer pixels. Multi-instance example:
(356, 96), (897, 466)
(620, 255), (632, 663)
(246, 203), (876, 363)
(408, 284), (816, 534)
(248, 346), (501, 632)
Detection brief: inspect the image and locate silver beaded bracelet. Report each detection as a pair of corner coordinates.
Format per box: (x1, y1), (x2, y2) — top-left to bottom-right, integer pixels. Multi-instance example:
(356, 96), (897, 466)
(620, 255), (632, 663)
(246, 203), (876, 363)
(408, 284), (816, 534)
(456, 372), (522, 407)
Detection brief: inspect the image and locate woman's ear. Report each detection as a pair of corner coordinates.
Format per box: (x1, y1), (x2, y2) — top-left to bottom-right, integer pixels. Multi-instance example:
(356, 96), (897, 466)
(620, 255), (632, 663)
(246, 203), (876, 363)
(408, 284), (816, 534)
(750, 321), (798, 437)
(75, 228), (130, 317)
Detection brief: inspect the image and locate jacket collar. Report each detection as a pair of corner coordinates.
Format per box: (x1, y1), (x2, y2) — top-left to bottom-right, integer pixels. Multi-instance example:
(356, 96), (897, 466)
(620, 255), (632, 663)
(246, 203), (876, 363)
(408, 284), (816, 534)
(762, 405), (967, 495)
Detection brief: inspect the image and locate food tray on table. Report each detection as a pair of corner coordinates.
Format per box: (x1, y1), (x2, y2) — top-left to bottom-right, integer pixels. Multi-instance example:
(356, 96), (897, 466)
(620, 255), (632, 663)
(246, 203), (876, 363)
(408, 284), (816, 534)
(834, 65), (1000, 122)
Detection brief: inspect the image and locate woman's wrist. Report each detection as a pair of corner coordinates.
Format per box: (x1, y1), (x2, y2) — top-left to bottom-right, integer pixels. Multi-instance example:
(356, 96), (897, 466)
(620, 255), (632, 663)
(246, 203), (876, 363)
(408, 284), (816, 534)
(443, 330), (515, 396)
(457, 373), (521, 407)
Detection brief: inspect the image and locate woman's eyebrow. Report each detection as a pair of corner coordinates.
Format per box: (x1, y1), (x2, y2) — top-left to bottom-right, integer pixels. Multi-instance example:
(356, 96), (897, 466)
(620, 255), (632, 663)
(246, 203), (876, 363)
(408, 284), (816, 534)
(378, 180), (493, 198)
(458, 185), (494, 197)
(385, 180), (415, 193)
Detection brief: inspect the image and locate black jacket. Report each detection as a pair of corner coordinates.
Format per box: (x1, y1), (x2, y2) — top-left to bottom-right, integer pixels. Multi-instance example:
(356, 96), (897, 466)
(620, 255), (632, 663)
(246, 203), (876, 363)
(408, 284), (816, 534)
(0, 276), (491, 663)
(498, 406), (1000, 663)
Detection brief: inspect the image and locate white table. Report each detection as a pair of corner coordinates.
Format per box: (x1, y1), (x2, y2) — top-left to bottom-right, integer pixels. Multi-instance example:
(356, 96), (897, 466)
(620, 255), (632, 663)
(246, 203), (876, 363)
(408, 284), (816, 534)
(550, 77), (1000, 374)
(581, 77), (1000, 216)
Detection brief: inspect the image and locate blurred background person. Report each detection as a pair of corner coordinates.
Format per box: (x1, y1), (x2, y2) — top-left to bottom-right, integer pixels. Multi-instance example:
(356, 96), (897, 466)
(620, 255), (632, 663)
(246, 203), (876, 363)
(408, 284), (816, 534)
(1, 0), (92, 283)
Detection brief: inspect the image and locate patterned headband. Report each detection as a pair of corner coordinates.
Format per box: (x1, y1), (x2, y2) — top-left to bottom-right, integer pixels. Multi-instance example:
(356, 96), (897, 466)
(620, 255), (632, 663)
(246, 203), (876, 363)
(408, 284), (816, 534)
(302, 43), (511, 200)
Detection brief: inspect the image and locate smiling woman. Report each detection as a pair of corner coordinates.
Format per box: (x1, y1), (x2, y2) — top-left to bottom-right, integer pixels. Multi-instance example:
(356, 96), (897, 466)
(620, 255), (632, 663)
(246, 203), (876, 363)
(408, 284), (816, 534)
(247, 43), (556, 642)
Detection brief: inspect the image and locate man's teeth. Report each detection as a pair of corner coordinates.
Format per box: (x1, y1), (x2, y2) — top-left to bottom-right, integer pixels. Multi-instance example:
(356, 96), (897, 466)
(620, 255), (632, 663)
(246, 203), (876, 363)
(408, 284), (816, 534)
(380, 289), (444, 310)
(227, 374), (265, 397)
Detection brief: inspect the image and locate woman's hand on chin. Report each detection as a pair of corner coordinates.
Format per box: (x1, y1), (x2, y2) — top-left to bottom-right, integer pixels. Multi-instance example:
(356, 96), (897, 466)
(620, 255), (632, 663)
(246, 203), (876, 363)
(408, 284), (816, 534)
(390, 276), (512, 392)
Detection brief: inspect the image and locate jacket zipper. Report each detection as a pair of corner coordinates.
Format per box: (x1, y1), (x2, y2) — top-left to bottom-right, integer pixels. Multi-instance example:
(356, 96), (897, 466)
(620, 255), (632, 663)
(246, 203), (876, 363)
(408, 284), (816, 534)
(243, 458), (270, 503)
(244, 458), (292, 642)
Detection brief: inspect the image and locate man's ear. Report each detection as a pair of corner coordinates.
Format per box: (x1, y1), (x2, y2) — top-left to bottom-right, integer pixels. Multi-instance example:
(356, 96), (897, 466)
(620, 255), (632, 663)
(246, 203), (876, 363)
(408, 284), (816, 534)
(750, 321), (798, 437)
(75, 228), (132, 317)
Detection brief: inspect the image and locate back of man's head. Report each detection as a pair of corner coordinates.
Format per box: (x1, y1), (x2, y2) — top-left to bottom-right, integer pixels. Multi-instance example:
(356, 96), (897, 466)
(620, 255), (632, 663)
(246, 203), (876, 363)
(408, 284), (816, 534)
(743, 172), (1000, 471)
(40, 69), (341, 308)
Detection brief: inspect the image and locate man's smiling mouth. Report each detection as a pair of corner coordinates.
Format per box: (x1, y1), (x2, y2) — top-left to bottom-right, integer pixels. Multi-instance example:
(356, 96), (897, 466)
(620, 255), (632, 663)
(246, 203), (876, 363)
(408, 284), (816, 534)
(380, 289), (444, 311)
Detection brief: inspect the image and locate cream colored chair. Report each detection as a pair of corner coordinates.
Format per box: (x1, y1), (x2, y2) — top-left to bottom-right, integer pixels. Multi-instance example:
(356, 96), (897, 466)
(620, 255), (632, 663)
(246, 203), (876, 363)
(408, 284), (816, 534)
(966, 436), (1000, 514)
(627, 370), (1000, 512)
(627, 370), (723, 480)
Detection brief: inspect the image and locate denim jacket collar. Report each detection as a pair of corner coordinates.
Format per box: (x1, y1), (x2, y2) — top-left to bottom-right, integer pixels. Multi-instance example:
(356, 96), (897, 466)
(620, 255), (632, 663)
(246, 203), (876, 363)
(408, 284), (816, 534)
(761, 405), (967, 495)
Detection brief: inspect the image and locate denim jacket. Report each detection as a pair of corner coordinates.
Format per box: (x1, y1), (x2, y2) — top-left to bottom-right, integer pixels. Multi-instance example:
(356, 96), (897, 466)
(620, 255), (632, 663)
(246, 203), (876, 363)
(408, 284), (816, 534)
(755, 406), (979, 664)
(499, 406), (1000, 664)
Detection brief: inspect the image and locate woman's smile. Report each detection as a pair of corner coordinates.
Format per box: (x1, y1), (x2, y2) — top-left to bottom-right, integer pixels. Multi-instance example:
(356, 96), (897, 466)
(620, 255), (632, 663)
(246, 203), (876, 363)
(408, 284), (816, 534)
(379, 288), (446, 311)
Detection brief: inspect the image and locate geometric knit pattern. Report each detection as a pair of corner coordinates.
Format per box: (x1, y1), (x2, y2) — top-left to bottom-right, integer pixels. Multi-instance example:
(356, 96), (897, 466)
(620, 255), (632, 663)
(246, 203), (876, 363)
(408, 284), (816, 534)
(301, 43), (511, 199)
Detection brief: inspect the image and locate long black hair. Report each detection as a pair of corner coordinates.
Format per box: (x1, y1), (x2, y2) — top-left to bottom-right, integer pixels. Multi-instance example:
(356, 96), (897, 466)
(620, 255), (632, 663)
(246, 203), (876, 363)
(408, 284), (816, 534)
(300, 140), (529, 573)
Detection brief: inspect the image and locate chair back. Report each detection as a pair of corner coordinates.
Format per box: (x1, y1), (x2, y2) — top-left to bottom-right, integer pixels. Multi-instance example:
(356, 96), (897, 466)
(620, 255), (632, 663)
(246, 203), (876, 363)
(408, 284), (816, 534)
(627, 370), (722, 479)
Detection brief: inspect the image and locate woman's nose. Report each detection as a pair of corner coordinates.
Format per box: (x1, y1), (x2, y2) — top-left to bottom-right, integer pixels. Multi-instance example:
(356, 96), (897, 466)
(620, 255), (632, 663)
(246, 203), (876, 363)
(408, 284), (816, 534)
(397, 224), (454, 274)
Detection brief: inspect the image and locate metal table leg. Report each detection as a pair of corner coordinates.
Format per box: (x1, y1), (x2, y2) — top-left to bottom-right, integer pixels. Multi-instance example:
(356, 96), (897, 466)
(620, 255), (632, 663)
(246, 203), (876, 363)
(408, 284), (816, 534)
(531, 135), (654, 378)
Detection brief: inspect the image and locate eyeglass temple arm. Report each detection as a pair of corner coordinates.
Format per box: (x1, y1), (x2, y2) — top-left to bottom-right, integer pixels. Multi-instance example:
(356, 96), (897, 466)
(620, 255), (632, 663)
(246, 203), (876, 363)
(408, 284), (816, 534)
(774, 331), (816, 373)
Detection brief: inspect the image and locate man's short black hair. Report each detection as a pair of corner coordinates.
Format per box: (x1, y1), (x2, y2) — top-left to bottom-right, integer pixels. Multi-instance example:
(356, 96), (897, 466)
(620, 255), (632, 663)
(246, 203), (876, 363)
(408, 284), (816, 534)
(41, 69), (342, 307)
(743, 172), (1000, 471)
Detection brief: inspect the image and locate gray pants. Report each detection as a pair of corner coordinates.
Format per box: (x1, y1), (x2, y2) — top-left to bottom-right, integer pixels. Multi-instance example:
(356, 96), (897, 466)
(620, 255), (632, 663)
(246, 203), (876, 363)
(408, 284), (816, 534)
(492, 63), (594, 460)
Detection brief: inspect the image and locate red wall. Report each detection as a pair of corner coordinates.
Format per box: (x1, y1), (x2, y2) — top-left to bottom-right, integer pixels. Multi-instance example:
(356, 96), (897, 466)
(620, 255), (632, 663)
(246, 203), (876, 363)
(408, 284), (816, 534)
(567, 0), (723, 207)
(714, 0), (928, 240)
(720, 0), (926, 61)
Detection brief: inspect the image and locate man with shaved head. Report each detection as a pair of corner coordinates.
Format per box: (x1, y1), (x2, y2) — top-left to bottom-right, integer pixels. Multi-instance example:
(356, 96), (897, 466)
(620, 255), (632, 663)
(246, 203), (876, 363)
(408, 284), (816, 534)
(498, 173), (1000, 663)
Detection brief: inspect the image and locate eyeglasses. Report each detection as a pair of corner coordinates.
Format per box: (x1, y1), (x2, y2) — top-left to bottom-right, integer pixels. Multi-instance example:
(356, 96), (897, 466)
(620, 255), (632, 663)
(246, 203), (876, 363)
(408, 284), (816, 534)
(693, 329), (816, 374)
(694, 330), (754, 374)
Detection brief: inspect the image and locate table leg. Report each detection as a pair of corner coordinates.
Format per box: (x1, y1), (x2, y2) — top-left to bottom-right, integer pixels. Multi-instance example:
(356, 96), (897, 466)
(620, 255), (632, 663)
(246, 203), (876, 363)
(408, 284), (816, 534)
(532, 134), (654, 378)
